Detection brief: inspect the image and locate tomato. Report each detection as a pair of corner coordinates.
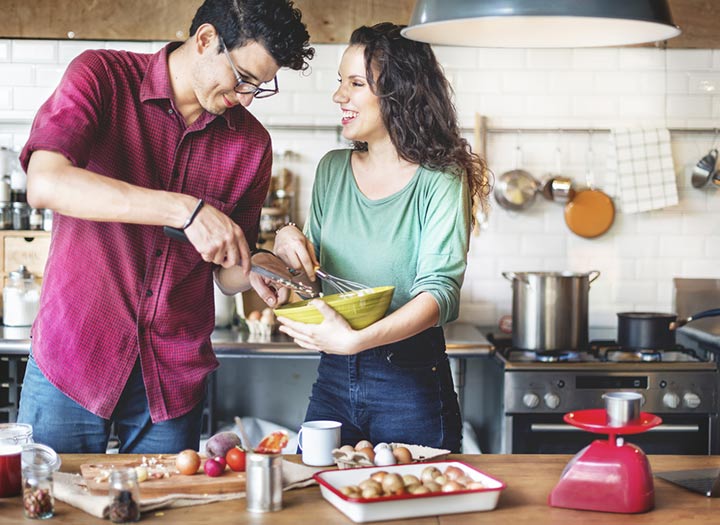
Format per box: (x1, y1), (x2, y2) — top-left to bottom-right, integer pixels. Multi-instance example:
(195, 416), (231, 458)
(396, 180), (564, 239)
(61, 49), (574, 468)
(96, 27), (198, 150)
(225, 446), (247, 472)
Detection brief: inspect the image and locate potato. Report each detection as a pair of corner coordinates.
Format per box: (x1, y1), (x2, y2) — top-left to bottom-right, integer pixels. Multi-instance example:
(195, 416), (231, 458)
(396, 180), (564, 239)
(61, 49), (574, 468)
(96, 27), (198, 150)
(205, 431), (242, 458)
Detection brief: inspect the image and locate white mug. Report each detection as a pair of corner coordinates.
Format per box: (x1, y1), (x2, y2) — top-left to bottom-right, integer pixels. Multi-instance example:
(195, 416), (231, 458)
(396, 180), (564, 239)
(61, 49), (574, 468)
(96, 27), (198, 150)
(297, 420), (341, 466)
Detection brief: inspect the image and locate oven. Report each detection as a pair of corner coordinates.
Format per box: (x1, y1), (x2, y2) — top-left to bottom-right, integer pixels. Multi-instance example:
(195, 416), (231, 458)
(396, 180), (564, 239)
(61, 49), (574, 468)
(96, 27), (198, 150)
(493, 339), (719, 455)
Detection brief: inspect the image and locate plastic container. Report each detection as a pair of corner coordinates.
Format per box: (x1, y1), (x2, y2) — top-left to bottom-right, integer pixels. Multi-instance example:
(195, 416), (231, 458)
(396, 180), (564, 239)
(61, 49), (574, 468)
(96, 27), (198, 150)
(3, 266), (41, 327)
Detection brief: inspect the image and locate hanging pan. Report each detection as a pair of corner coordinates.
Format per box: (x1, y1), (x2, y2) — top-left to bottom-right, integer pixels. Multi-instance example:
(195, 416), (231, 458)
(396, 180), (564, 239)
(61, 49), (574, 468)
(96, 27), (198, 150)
(564, 141), (615, 238)
(494, 143), (539, 211)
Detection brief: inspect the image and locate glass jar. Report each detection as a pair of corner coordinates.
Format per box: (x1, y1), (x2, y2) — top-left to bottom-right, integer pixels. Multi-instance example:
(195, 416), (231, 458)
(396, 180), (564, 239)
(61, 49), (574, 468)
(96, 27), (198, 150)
(0, 423), (33, 498)
(2, 266), (41, 327)
(12, 202), (29, 230)
(22, 463), (54, 519)
(29, 208), (43, 231)
(0, 202), (11, 230)
(42, 209), (53, 232)
(108, 468), (141, 523)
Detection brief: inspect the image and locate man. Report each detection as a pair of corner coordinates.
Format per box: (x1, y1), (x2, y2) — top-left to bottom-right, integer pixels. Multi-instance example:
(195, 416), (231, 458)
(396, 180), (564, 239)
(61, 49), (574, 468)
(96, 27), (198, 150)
(17, 0), (314, 454)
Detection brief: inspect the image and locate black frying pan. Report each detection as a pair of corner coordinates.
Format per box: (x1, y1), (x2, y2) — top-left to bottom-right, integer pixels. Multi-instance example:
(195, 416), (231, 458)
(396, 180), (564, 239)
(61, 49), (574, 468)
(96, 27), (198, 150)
(617, 308), (720, 350)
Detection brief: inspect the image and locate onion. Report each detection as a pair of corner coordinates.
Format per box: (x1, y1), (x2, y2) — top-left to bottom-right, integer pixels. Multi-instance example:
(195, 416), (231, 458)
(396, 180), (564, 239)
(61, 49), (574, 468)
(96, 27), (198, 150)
(203, 457), (225, 477)
(175, 449), (201, 475)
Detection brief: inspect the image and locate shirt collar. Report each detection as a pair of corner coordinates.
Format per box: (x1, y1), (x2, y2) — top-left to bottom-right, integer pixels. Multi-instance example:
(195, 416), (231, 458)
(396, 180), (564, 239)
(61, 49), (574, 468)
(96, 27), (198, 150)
(140, 42), (245, 131)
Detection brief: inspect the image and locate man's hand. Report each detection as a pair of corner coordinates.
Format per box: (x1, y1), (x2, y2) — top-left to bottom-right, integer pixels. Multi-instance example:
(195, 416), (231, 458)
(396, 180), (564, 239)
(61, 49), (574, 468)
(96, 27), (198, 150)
(249, 251), (292, 307)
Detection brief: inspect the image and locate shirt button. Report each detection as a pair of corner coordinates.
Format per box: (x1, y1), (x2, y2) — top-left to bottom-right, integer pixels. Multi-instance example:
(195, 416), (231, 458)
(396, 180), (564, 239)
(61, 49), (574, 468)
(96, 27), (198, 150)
(146, 289), (153, 297)
(155, 249), (163, 257)
(168, 108), (174, 115)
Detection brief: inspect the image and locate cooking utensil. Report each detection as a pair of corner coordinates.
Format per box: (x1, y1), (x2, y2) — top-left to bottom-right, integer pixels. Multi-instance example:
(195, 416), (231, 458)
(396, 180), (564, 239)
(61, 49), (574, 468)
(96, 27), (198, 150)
(691, 148), (718, 188)
(314, 267), (368, 294)
(163, 226), (316, 297)
(540, 144), (575, 204)
(617, 308), (720, 350)
(502, 270), (600, 352)
(494, 145), (538, 211)
(564, 141), (614, 238)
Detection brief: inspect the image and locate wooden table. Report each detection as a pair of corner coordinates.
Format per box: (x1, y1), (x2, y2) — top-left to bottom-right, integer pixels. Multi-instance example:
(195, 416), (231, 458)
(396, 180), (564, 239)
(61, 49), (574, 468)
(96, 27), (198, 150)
(2, 454), (719, 524)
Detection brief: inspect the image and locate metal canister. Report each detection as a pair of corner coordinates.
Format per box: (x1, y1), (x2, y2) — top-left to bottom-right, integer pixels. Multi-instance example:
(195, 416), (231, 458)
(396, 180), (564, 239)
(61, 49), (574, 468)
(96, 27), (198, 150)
(246, 453), (282, 513)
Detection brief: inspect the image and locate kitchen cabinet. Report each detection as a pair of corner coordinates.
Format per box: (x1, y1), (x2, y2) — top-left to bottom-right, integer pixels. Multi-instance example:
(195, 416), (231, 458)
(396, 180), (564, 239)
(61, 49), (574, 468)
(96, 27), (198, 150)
(0, 0), (717, 48)
(0, 230), (50, 311)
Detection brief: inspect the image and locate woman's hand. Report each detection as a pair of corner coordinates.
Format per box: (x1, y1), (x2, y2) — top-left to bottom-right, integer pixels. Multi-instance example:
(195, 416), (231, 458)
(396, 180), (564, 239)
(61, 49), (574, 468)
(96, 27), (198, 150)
(248, 251), (292, 307)
(273, 225), (319, 280)
(276, 300), (361, 354)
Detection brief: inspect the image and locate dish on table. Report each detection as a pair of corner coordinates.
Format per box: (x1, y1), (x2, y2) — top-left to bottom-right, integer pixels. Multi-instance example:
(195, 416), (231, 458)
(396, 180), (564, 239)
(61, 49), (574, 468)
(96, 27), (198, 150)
(314, 460), (505, 523)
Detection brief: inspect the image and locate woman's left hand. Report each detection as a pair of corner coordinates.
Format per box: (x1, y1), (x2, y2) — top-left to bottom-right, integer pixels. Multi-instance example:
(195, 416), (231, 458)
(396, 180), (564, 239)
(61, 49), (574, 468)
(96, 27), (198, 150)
(276, 300), (361, 354)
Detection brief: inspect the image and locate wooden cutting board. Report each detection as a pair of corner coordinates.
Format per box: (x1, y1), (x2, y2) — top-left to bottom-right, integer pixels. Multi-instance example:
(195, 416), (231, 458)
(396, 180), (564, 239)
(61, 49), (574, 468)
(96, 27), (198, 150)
(80, 456), (246, 496)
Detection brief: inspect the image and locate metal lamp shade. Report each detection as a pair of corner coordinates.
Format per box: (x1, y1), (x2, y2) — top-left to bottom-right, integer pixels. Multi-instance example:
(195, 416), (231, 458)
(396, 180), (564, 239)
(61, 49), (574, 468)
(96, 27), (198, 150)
(401, 0), (681, 48)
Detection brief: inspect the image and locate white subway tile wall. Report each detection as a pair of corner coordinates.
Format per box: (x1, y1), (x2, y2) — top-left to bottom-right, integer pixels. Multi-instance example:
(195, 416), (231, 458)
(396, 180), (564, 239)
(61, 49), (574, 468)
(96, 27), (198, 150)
(0, 39), (718, 328)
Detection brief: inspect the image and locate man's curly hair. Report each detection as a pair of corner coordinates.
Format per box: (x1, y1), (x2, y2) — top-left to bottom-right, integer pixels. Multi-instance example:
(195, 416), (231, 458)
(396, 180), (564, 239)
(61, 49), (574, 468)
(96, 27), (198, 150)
(190, 0), (314, 71)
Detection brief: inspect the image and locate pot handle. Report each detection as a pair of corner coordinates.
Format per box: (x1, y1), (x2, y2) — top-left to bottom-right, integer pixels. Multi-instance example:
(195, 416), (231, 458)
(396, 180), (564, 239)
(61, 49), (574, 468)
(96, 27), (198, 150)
(588, 270), (601, 284)
(502, 271), (529, 284)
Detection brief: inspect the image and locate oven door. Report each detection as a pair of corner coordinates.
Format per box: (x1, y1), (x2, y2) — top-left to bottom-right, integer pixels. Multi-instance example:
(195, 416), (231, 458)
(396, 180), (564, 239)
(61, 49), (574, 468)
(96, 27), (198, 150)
(509, 413), (713, 454)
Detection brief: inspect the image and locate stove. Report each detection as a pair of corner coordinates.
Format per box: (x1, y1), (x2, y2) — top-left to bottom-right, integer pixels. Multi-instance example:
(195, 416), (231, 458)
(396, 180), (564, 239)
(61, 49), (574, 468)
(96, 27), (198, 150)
(491, 336), (719, 455)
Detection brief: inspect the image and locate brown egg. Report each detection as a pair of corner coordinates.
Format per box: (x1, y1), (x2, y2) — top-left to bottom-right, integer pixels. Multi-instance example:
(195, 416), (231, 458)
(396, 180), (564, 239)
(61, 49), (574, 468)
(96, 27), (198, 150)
(247, 310), (261, 321)
(392, 446), (412, 464)
(357, 446), (375, 463)
(355, 440), (373, 451)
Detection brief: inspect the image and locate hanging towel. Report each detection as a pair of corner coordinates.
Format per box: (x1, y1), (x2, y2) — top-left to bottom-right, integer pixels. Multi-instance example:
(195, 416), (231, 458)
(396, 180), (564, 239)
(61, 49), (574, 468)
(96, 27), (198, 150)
(605, 128), (678, 213)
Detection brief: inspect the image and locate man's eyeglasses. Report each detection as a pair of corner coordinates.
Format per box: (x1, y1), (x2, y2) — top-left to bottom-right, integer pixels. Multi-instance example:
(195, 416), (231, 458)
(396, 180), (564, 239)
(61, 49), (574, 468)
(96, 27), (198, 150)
(219, 36), (278, 99)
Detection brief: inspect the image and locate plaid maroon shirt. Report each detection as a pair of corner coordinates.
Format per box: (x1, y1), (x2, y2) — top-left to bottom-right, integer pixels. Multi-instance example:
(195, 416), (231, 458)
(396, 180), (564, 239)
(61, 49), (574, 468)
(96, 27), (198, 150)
(20, 43), (272, 422)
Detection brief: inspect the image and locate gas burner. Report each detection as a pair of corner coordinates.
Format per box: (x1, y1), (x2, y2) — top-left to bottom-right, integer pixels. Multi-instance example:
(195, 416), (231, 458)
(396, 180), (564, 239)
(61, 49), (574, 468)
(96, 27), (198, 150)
(605, 349), (662, 363)
(503, 348), (596, 363)
(595, 343), (703, 363)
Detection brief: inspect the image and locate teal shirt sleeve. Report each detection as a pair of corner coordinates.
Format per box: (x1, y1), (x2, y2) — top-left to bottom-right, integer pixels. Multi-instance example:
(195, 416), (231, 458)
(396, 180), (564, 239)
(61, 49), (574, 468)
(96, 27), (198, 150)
(410, 171), (471, 325)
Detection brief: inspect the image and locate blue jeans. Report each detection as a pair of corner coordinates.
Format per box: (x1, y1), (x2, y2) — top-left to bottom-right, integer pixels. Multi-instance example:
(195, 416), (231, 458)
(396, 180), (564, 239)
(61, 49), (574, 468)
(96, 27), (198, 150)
(303, 327), (462, 453)
(18, 354), (204, 454)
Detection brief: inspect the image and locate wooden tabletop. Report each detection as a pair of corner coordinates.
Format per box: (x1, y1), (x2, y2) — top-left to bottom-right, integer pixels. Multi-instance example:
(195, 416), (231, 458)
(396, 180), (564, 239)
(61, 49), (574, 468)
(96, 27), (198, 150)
(2, 454), (719, 524)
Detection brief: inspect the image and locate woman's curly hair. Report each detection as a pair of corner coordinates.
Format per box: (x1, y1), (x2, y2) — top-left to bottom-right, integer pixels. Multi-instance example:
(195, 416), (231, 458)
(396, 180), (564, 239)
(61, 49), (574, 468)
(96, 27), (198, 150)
(350, 23), (491, 219)
(190, 0), (314, 71)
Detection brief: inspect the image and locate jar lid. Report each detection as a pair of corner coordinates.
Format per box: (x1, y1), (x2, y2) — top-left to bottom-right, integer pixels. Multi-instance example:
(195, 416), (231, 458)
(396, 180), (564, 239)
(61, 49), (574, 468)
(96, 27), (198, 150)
(9, 265), (33, 280)
(12, 201), (27, 208)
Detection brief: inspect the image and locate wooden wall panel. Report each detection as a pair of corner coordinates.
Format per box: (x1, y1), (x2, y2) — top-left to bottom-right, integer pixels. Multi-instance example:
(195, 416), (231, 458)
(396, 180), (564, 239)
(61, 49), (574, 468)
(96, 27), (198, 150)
(0, 0), (716, 48)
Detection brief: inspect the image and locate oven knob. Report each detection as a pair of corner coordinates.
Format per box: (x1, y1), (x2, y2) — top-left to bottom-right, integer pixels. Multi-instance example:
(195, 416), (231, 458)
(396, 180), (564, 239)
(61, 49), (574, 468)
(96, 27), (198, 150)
(523, 393), (540, 409)
(544, 393), (560, 409)
(662, 392), (680, 409)
(683, 392), (701, 409)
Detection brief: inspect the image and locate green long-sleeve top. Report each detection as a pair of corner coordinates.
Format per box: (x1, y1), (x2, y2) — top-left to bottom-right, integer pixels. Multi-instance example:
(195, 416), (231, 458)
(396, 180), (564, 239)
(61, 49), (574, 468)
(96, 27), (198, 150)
(304, 149), (471, 326)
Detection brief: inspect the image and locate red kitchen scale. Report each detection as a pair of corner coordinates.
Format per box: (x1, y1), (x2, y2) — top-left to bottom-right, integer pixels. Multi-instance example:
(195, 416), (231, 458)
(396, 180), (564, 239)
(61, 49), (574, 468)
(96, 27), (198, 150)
(548, 409), (662, 513)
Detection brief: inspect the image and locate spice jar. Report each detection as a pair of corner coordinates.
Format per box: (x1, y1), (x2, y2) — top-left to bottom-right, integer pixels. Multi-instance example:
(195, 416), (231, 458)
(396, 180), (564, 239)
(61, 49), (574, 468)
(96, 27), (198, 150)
(29, 208), (43, 231)
(3, 266), (41, 327)
(0, 202), (11, 230)
(22, 463), (54, 519)
(42, 209), (53, 232)
(108, 468), (141, 523)
(12, 202), (29, 230)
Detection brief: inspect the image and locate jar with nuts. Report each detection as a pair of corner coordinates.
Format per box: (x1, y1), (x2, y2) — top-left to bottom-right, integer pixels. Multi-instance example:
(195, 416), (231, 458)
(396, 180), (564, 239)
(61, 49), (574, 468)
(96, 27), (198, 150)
(22, 463), (54, 519)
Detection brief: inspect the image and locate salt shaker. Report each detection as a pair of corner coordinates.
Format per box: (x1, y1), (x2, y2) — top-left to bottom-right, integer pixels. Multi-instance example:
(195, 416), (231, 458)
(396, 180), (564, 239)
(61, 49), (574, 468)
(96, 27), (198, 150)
(22, 463), (54, 519)
(246, 452), (282, 512)
(108, 468), (141, 523)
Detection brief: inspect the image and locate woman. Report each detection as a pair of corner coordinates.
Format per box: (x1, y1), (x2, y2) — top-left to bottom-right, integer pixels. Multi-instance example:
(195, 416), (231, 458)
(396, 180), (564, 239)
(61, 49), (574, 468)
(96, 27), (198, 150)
(274, 23), (490, 452)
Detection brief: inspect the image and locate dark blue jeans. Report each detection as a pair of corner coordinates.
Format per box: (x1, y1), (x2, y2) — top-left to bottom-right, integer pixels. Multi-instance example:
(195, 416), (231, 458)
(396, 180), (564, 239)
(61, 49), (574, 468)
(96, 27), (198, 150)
(18, 354), (204, 454)
(303, 327), (462, 453)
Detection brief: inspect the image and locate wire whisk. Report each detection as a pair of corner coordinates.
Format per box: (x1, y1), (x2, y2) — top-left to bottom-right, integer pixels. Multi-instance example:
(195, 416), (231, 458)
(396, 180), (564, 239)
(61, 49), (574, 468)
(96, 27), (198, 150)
(315, 267), (370, 296)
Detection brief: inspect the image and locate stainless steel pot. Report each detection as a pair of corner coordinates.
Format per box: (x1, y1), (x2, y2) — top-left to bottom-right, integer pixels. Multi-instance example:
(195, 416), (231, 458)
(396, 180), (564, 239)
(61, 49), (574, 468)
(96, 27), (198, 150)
(502, 270), (601, 351)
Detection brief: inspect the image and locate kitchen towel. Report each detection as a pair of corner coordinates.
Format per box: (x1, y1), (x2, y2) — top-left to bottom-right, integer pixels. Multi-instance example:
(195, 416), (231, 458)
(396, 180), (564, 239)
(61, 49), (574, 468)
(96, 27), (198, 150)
(605, 128), (678, 213)
(53, 458), (323, 519)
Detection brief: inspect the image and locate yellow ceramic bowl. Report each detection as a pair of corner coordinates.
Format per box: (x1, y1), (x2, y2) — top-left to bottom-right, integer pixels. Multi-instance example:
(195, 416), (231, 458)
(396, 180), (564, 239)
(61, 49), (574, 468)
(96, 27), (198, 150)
(274, 286), (395, 330)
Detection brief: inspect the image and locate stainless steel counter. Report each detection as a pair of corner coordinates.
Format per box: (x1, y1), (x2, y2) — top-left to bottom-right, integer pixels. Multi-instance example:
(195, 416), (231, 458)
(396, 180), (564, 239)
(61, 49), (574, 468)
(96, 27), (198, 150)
(0, 322), (494, 356)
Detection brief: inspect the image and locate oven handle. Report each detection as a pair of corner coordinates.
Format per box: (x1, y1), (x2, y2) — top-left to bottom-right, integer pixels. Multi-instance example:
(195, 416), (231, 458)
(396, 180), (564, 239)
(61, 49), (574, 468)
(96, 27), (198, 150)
(530, 423), (700, 433)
